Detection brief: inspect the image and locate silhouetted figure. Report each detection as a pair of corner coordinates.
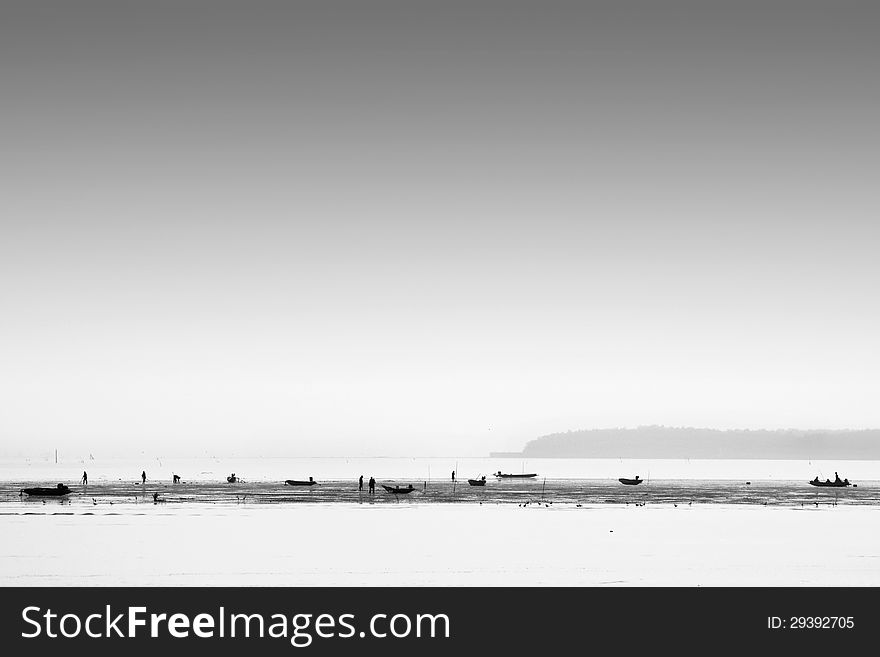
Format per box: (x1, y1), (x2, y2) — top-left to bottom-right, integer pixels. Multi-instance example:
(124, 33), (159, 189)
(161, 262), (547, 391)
(141, 471), (146, 485)
(834, 472), (842, 484)
(451, 470), (455, 482)
(813, 476), (820, 484)
(368, 476), (375, 494)
(152, 492), (159, 503)
(408, 484), (414, 491)
(173, 474), (181, 484)
(81, 471), (88, 485)
(359, 475), (363, 491)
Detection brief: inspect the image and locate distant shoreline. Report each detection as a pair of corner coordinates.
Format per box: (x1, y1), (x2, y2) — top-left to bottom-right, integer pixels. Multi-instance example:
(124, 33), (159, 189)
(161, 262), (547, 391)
(493, 427), (880, 460)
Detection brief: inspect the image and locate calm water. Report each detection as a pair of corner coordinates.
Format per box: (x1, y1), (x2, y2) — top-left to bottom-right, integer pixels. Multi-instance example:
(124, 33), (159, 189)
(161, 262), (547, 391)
(3, 455), (879, 482)
(3, 457), (879, 586)
(3, 503), (880, 586)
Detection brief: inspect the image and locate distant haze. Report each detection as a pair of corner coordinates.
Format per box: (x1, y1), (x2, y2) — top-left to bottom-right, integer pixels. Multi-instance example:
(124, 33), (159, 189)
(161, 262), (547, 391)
(509, 427), (880, 460)
(2, 1), (879, 458)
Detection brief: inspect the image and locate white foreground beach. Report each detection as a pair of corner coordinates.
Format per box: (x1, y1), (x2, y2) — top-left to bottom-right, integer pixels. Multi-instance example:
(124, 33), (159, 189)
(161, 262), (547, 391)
(2, 503), (878, 586)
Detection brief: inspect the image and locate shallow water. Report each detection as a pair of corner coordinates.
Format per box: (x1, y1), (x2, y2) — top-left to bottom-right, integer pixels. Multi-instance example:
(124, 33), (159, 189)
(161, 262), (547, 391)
(2, 504), (879, 586)
(4, 457), (877, 586)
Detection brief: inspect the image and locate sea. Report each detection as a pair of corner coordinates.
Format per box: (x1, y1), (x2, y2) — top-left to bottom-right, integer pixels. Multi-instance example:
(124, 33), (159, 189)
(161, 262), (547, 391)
(2, 456), (879, 586)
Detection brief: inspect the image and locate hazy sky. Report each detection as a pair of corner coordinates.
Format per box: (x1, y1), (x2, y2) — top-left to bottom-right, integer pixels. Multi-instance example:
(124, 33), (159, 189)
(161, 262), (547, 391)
(1, 1), (879, 457)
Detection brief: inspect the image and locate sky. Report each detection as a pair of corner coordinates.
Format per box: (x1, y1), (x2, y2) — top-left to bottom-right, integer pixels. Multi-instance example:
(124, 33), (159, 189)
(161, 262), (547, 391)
(1, 0), (879, 457)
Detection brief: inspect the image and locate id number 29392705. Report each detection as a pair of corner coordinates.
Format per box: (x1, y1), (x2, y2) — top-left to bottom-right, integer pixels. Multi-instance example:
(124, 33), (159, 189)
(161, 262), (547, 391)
(768, 616), (854, 630)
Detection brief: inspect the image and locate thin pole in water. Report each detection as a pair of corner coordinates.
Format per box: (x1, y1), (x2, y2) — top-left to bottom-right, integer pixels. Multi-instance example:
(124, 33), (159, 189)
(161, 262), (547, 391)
(541, 478), (546, 503)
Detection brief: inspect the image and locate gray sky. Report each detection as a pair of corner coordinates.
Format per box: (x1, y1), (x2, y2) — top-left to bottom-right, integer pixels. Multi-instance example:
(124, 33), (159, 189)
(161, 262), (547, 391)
(1, 1), (879, 457)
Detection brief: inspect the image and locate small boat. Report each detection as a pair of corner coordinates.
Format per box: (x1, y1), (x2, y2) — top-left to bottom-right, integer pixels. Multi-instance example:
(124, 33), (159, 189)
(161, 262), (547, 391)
(468, 477), (487, 486)
(285, 478), (317, 486)
(382, 484), (415, 494)
(494, 471), (538, 479)
(226, 474), (238, 483)
(809, 478), (851, 487)
(619, 477), (643, 486)
(21, 484), (71, 497)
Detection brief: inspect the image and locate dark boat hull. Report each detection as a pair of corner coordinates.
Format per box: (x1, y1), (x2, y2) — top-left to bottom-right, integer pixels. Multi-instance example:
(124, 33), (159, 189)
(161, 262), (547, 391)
(809, 481), (850, 487)
(619, 478), (643, 485)
(285, 480), (317, 486)
(495, 474), (538, 479)
(468, 479), (486, 486)
(382, 485), (414, 494)
(22, 486), (71, 497)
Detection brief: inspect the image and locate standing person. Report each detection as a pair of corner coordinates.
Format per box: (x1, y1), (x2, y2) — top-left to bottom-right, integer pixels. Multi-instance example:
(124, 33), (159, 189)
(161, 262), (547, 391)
(368, 476), (375, 494)
(451, 470), (455, 482)
(358, 475), (364, 491)
(81, 471), (88, 485)
(141, 470), (146, 485)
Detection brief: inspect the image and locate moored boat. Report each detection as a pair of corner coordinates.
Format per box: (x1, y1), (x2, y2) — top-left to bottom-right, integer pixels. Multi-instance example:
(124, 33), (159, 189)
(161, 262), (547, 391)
(494, 471), (538, 479)
(619, 476), (643, 485)
(468, 476), (487, 486)
(285, 478), (317, 486)
(21, 484), (71, 497)
(382, 484), (415, 494)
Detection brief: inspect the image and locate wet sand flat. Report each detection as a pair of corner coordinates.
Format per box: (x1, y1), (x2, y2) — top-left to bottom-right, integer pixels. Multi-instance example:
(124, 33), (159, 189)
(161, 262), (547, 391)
(2, 477), (876, 508)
